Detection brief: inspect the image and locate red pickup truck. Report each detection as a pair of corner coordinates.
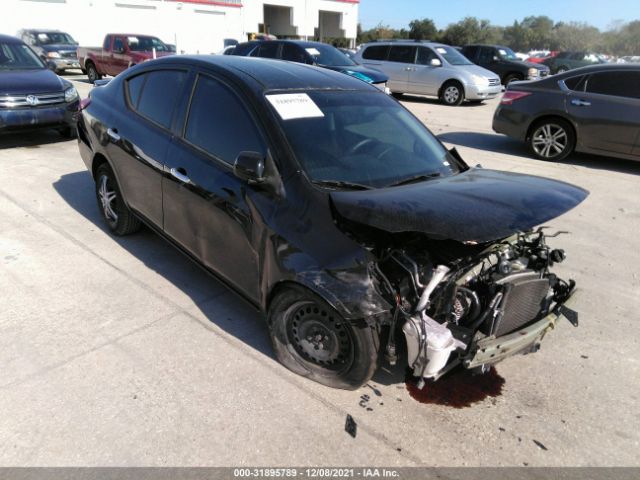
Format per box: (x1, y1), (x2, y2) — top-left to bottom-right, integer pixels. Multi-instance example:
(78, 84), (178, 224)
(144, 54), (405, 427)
(77, 34), (174, 83)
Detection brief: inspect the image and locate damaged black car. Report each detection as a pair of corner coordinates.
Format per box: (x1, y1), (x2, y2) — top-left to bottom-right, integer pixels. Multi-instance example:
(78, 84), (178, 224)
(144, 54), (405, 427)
(77, 56), (588, 390)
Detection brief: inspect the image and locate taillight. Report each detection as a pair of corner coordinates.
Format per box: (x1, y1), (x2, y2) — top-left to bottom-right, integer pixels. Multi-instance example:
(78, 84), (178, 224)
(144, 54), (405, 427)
(79, 97), (91, 111)
(501, 91), (532, 105)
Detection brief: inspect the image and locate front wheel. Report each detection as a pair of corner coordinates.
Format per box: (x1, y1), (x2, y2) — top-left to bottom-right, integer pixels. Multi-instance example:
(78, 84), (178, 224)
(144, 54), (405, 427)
(95, 164), (141, 235)
(267, 286), (380, 390)
(86, 63), (102, 84)
(504, 73), (523, 85)
(528, 118), (575, 161)
(439, 81), (464, 106)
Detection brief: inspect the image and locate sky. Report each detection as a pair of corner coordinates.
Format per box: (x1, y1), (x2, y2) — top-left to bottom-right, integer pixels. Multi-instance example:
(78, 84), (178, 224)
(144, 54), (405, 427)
(358, 0), (639, 31)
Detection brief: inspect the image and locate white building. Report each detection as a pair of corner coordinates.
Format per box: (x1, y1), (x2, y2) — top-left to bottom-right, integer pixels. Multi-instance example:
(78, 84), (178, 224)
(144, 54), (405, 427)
(1, 0), (360, 54)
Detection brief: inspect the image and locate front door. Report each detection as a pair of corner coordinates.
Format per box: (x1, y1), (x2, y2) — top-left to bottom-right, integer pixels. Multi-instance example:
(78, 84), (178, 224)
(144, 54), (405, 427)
(407, 46), (440, 96)
(162, 73), (270, 300)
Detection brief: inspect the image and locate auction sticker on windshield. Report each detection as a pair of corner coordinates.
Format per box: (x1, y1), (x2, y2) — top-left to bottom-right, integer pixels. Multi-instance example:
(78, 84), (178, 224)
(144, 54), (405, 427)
(305, 48), (321, 56)
(266, 93), (325, 121)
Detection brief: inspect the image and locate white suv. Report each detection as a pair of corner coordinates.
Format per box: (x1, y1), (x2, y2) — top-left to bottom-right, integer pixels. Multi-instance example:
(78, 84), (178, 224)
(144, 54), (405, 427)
(354, 41), (501, 106)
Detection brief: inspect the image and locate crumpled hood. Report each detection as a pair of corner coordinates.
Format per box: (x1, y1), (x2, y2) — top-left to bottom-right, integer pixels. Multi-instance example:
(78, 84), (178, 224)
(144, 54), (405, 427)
(0, 68), (67, 95)
(330, 169), (588, 243)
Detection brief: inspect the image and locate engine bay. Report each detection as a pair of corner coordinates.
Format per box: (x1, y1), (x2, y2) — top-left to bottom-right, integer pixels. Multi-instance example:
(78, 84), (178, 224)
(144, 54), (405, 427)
(371, 228), (577, 387)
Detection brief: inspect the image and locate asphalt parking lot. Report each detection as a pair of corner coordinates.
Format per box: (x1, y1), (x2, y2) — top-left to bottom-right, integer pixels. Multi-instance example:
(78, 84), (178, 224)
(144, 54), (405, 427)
(1, 73), (639, 467)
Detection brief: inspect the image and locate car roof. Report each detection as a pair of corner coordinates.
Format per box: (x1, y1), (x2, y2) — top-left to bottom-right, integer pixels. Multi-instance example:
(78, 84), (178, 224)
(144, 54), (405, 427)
(556, 63), (640, 76)
(363, 40), (449, 48)
(148, 55), (378, 92)
(0, 34), (23, 44)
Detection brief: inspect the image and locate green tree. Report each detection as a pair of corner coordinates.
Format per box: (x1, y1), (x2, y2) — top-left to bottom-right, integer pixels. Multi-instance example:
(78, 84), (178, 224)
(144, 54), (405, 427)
(440, 17), (500, 46)
(408, 18), (437, 40)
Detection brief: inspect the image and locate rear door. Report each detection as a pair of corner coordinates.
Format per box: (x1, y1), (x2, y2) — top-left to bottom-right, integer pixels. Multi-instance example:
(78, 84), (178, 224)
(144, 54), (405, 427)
(568, 70), (640, 155)
(162, 72), (269, 300)
(105, 68), (189, 227)
(407, 46), (439, 95)
(384, 45), (416, 93)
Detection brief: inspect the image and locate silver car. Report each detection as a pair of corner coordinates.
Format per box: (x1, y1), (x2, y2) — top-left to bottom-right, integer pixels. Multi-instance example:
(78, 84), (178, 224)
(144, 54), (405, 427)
(354, 41), (501, 106)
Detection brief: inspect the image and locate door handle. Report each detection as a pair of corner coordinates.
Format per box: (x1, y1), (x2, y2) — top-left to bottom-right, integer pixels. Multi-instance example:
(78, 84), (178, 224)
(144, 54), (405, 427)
(170, 167), (190, 184)
(571, 99), (591, 107)
(106, 128), (120, 142)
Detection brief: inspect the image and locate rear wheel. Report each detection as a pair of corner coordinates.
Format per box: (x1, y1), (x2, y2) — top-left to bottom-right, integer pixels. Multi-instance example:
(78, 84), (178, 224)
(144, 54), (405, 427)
(439, 81), (464, 106)
(86, 62), (102, 84)
(528, 118), (575, 161)
(58, 126), (77, 139)
(391, 92), (404, 99)
(556, 66), (569, 74)
(267, 286), (380, 390)
(95, 163), (141, 235)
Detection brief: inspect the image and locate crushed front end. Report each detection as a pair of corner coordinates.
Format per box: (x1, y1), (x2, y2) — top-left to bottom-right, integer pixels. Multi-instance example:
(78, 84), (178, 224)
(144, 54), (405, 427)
(372, 228), (579, 388)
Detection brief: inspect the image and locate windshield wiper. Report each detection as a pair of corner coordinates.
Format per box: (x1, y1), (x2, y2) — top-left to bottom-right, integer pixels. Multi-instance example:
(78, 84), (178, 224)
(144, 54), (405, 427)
(311, 179), (372, 190)
(387, 172), (441, 187)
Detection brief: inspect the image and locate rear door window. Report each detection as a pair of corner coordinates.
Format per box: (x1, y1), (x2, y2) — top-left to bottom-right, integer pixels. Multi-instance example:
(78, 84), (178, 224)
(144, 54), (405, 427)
(585, 71), (640, 99)
(256, 42), (279, 59)
(183, 74), (265, 165)
(362, 45), (389, 61)
(282, 44), (307, 63)
(132, 70), (187, 129)
(388, 46), (417, 64)
(478, 47), (494, 63)
(126, 73), (147, 108)
(461, 46), (478, 61)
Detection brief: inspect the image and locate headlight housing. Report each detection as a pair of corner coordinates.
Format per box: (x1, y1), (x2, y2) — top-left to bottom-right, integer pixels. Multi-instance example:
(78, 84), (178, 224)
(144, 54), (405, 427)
(47, 52), (61, 59)
(527, 68), (540, 78)
(471, 74), (489, 86)
(64, 86), (79, 103)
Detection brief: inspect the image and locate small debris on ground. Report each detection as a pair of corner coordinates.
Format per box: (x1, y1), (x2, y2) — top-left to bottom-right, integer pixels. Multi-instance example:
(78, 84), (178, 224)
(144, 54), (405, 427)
(533, 439), (548, 451)
(367, 384), (382, 397)
(345, 414), (357, 438)
(498, 427), (505, 432)
(581, 355), (589, 359)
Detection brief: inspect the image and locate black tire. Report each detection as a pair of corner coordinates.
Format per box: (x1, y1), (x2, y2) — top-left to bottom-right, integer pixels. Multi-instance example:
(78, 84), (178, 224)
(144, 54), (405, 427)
(527, 118), (576, 161)
(439, 81), (464, 106)
(58, 126), (77, 139)
(95, 163), (141, 235)
(556, 66), (569, 74)
(391, 92), (404, 99)
(86, 62), (102, 84)
(267, 285), (380, 390)
(504, 73), (523, 85)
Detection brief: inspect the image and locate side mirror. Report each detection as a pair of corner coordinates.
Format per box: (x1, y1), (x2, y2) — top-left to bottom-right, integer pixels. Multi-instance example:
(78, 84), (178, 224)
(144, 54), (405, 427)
(430, 58), (442, 67)
(492, 56), (499, 62)
(234, 151), (265, 184)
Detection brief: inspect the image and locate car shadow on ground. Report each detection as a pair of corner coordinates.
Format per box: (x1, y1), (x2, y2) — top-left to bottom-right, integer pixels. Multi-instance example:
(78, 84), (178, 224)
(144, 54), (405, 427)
(439, 131), (640, 175)
(0, 130), (71, 150)
(52, 170), (275, 360)
(399, 94), (488, 107)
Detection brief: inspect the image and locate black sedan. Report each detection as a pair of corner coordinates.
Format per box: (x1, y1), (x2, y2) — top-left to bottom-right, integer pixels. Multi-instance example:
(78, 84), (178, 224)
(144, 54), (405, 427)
(78, 56), (586, 389)
(493, 64), (640, 162)
(0, 34), (79, 136)
(232, 40), (389, 92)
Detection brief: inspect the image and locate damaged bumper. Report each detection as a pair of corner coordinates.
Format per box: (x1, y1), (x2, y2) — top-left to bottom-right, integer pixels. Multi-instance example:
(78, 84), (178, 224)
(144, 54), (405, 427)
(463, 288), (579, 369)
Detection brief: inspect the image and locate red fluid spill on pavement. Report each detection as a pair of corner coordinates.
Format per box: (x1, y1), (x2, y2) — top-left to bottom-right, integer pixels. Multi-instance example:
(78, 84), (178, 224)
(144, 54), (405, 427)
(405, 366), (505, 408)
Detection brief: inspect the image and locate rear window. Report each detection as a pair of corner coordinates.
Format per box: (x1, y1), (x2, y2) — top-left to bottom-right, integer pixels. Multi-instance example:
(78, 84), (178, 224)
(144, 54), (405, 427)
(126, 73), (147, 108)
(388, 46), (416, 64)
(132, 70), (187, 129)
(362, 45), (389, 61)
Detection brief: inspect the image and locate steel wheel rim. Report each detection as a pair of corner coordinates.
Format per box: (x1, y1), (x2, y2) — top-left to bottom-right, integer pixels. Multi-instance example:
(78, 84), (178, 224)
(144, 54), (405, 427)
(286, 301), (354, 372)
(444, 86), (460, 103)
(88, 67), (96, 82)
(532, 123), (568, 158)
(98, 174), (118, 225)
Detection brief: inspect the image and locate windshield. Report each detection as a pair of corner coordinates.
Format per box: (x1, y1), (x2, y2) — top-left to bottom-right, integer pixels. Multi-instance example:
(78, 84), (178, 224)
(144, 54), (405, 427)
(270, 91), (461, 189)
(436, 46), (473, 65)
(35, 32), (76, 45)
(497, 47), (520, 61)
(127, 36), (169, 52)
(0, 42), (45, 70)
(306, 44), (356, 67)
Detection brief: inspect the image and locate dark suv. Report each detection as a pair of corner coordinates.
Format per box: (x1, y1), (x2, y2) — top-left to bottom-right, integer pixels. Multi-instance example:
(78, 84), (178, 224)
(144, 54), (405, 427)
(232, 40), (388, 91)
(543, 52), (604, 74)
(17, 29), (80, 74)
(462, 44), (550, 85)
